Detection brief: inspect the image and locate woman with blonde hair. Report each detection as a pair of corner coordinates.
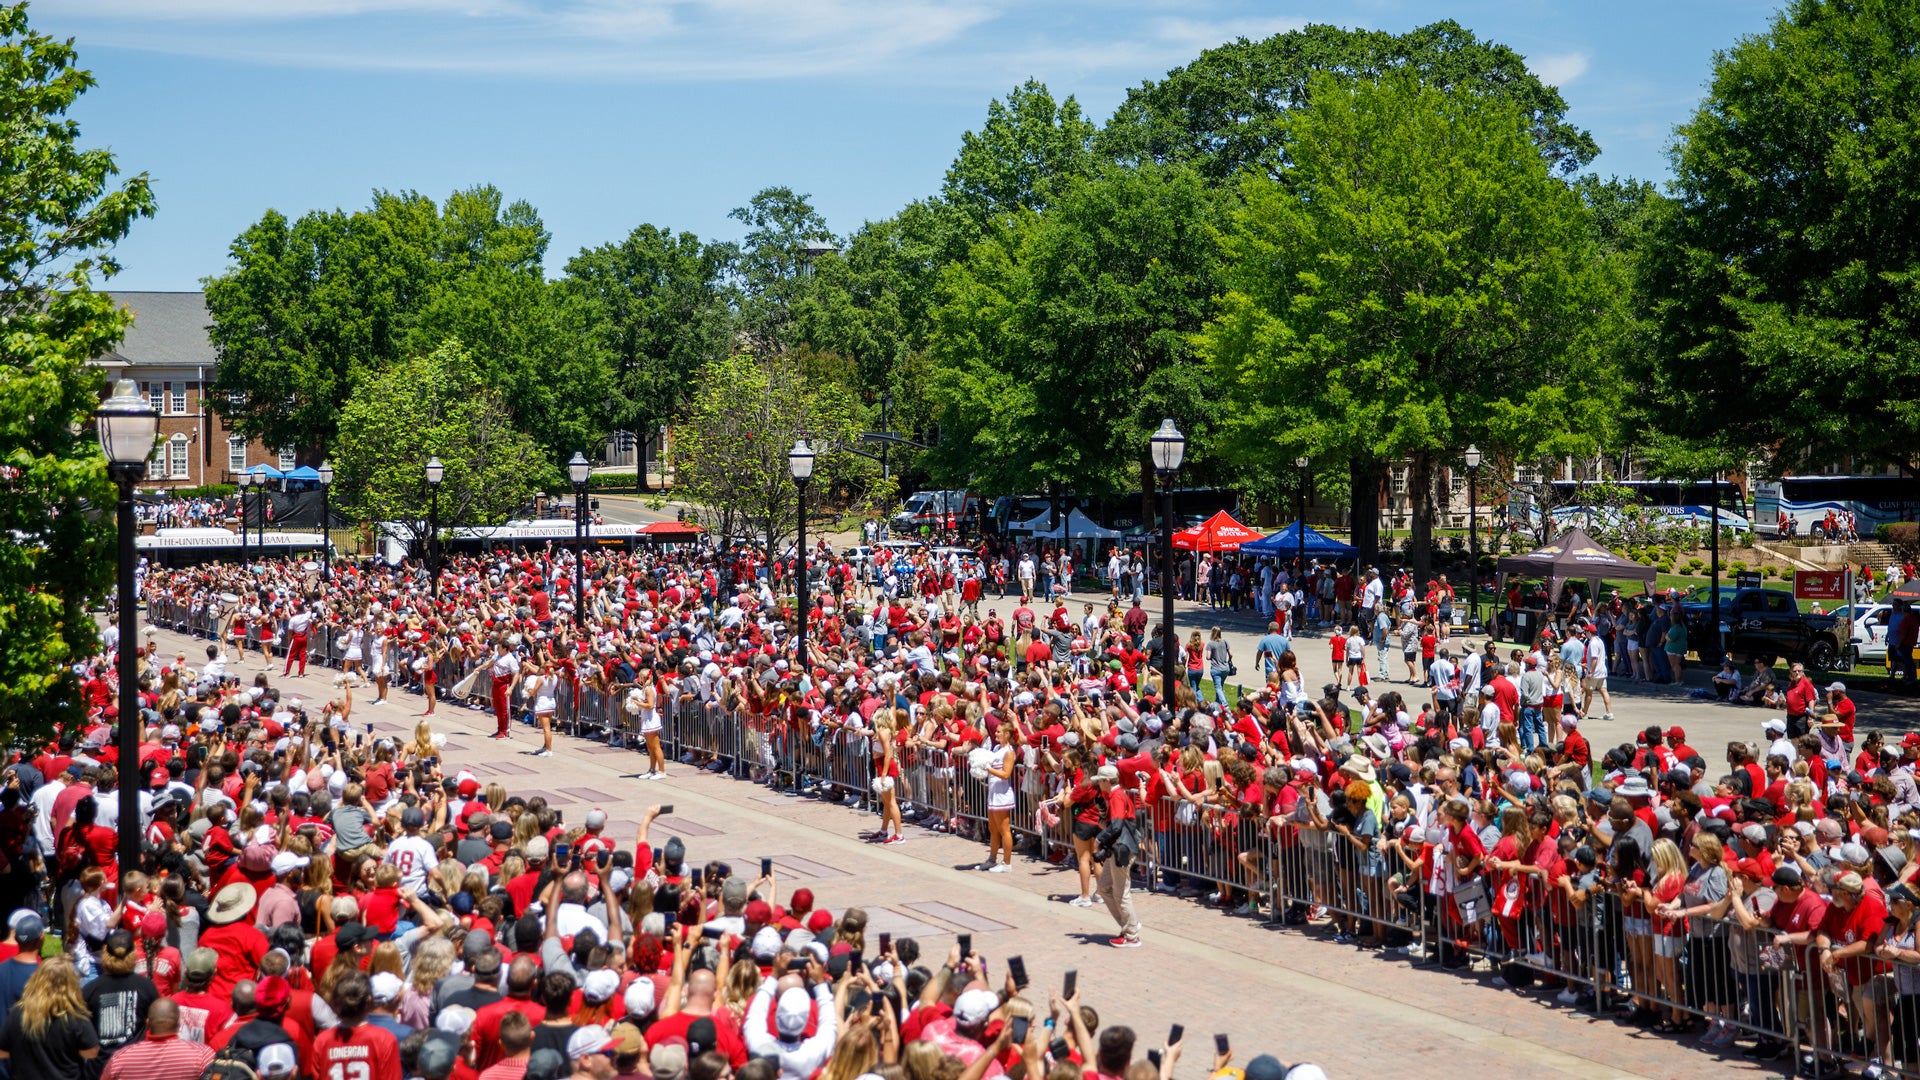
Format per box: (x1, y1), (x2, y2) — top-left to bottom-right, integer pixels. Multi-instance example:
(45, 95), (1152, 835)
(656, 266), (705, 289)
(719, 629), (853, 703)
(1642, 837), (1690, 1033)
(0, 957), (100, 1079)
(868, 711), (905, 845)
(399, 936), (454, 1028)
(820, 1022), (880, 1080)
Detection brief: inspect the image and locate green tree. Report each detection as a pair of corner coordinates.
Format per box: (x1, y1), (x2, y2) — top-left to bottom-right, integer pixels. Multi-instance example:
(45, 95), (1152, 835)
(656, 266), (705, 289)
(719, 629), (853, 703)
(671, 351), (865, 549)
(563, 224), (734, 490)
(1200, 72), (1617, 580)
(1099, 21), (1598, 181)
(206, 185), (598, 460)
(729, 187), (836, 351)
(331, 340), (546, 550)
(1642, 0), (1920, 477)
(942, 79), (1097, 229)
(925, 163), (1224, 508)
(0, 1), (154, 733)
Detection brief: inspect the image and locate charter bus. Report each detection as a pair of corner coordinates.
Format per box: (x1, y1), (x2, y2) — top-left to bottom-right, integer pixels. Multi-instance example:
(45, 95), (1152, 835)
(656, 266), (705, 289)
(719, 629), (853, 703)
(1751, 475), (1920, 539)
(135, 527), (329, 568)
(375, 518), (703, 565)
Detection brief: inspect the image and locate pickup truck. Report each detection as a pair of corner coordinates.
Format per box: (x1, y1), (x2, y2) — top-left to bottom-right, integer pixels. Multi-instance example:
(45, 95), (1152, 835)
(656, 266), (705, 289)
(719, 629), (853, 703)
(1678, 587), (1846, 669)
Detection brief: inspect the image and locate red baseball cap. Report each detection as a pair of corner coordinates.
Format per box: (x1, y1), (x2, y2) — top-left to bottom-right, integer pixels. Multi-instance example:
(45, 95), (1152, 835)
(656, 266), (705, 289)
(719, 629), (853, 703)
(806, 909), (833, 933)
(1665, 727), (1686, 741)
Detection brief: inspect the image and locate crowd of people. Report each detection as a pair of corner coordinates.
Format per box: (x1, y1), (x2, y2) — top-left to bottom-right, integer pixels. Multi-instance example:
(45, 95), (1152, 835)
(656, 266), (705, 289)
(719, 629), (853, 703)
(17, 534), (1917, 1079)
(136, 496), (243, 531)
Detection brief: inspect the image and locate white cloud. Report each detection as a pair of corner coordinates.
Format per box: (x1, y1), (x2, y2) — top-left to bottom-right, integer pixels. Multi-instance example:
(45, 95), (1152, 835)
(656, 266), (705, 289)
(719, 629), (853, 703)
(1529, 50), (1589, 89)
(45, 0), (1302, 85)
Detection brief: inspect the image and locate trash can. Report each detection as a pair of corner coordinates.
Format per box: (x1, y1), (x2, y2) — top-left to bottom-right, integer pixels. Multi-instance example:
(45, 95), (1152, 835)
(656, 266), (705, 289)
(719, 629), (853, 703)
(1509, 609), (1538, 645)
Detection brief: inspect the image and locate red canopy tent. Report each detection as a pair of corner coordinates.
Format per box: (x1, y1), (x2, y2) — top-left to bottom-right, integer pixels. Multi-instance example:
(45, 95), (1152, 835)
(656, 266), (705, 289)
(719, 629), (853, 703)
(639, 521), (705, 536)
(1171, 510), (1264, 552)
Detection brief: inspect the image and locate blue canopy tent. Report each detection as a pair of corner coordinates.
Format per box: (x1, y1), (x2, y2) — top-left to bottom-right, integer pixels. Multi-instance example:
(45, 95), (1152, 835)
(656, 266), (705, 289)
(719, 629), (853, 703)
(1241, 521), (1358, 558)
(241, 464), (285, 479)
(284, 466), (320, 481)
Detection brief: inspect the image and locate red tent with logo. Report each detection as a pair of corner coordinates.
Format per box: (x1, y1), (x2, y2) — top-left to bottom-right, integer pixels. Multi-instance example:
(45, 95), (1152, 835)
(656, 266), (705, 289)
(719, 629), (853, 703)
(1171, 511), (1265, 553)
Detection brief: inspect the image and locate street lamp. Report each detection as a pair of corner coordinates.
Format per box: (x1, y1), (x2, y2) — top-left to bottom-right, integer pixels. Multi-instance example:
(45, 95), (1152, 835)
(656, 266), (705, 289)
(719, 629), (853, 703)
(789, 438), (816, 670)
(1294, 455), (1310, 597)
(1464, 444), (1483, 633)
(568, 451), (591, 618)
(1150, 418), (1186, 702)
(95, 379), (158, 894)
(316, 460), (334, 580)
(425, 456), (444, 599)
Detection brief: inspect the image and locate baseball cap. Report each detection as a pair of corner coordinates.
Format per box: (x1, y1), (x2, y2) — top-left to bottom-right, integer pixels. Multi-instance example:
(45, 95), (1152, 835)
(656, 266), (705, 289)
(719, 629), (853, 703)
(525, 837), (550, 862)
(370, 971), (404, 1002)
(270, 852), (310, 876)
(185, 947), (219, 978)
(401, 807), (426, 830)
(415, 1034), (461, 1080)
(952, 988), (999, 1027)
(585, 808), (608, 830)
(721, 878), (748, 906)
(567, 1024), (621, 1059)
(1243, 1056), (1289, 1080)
(257, 1044), (299, 1079)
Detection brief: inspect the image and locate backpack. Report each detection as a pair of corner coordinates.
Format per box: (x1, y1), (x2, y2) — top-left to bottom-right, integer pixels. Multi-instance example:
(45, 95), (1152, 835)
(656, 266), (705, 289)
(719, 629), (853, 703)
(201, 1044), (258, 1080)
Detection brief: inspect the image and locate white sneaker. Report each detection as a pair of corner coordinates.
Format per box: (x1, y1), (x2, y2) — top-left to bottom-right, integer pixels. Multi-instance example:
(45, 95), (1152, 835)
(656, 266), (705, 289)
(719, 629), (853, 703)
(975, 862), (997, 872)
(534, 749), (553, 757)
(1068, 896), (1095, 908)
(988, 863), (1010, 873)
(1555, 989), (1579, 1005)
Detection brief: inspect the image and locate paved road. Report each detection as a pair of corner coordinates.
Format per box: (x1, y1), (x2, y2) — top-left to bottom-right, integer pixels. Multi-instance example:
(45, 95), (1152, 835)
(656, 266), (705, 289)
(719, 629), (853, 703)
(141, 615), (1792, 1080)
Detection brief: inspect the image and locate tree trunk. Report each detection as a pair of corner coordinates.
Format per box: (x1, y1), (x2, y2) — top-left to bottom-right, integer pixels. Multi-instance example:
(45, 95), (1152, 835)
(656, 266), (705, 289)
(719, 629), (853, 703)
(1350, 458), (1384, 564)
(1409, 450), (1434, 583)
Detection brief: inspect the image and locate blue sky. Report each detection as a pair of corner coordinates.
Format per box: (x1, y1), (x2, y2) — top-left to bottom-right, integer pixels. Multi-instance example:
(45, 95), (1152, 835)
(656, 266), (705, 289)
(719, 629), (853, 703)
(42, 0), (1780, 290)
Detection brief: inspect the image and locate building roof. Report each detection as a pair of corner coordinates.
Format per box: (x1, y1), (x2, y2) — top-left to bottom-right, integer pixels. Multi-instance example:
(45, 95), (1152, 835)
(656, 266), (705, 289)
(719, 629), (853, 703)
(98, 291), (215, 369)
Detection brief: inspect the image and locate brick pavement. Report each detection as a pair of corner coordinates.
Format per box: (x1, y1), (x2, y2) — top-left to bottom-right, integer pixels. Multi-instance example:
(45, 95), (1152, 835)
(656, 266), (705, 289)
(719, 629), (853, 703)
(142, 618), (1794, 1080)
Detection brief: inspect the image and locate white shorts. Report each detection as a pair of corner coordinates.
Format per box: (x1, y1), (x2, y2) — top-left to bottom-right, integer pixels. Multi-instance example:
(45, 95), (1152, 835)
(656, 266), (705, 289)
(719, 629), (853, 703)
(640, 711), (662, 735)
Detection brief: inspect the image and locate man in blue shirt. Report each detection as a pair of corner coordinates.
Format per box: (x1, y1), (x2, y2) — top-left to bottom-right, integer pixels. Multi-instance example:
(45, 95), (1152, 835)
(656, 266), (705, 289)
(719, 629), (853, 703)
(1255, 622), (1290, 677)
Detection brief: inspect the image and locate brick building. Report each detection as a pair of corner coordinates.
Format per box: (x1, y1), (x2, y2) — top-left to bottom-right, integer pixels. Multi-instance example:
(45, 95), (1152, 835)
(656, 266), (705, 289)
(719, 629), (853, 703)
(90, 291), (278, 488)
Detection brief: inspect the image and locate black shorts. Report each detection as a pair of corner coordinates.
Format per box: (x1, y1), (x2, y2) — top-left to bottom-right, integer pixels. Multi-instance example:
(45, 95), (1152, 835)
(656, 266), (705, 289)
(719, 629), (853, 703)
(1073, 820), (1101, 842)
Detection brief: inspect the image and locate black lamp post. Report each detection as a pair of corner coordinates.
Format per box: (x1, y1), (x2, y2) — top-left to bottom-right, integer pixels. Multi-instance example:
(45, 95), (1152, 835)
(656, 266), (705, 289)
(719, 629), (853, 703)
(789, 438), (815, 670)
(425, 456), (444, 599)
(1150, 418), (1186, 701)
(1294, 455), (1310, 585)
(96, 379), (159, 893)
(568, 452), (591, 617)
(235, 470), (250, 564)
(316, 459), (334, 580)
(1465, 444), (1483, 633)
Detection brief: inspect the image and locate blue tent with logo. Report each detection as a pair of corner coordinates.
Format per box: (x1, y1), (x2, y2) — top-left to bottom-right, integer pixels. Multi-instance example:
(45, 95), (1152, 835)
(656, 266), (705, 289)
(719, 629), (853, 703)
(1241, 521), (1358, 558)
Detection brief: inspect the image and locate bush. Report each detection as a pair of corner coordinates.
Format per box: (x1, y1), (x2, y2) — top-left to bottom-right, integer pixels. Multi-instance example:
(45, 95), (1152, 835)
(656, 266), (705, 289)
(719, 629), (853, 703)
(1882, 522), (1919, 557)
(1764, 565), (1780, 578)
(1657, 562), (1674, 574)
(1686, 557), (1705, 574)
(1730, 559), (1748, 573)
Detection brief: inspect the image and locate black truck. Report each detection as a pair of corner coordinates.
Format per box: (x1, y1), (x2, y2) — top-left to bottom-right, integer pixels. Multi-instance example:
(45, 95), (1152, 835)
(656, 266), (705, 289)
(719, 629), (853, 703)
(1678, 587), (1846, 669)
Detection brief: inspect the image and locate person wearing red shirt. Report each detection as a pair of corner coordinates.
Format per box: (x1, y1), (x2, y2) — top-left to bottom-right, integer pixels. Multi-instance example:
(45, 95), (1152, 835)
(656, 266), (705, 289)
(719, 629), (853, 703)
(199, 882), (269, 1002)
(1826, 683), (1857, 746)
(312, 971), (402, 1080)
(470, 957), (546, 1069)
(1783, 663), (1817, 737)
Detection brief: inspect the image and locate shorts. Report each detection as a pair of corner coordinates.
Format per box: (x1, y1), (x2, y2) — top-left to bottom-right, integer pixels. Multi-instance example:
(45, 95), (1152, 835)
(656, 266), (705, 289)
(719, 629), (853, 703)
(1346, 658), (1363, 668)
(1582, 675), (1607, 690)
(872, 775), (895, 794)
(1623, 915), (1651, 937)
(1073, 820), (1101, 842)
(1654, 933), (1685, 959)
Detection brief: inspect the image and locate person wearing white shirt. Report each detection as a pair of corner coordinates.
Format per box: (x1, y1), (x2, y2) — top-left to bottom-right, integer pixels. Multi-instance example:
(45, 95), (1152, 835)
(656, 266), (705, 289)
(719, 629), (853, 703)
(487, 638), (521, 739)
(383, 808), (440, 892)
(1477, 686), (1502, 750)
(1429, 654), (1459, 719)
(1458, 649), (1484, 702)
(1361, 570), (1384, 616)
(1580, 628), (1614, 721)
(30, 771), (67, 855)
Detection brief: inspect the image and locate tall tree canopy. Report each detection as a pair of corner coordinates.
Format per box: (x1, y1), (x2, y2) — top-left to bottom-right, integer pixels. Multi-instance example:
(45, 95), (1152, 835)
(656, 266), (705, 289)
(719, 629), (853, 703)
(206, 185), (605, 461)
(1642, 0), (1920, 477)
(331, 339), (545, 547)
(1200, 72), (1617, 580)
(562, 224), (734, 483)
(1098, 20), (1598, 181)
(0, 1), (154, 734)
(925, 163), (1222, 500)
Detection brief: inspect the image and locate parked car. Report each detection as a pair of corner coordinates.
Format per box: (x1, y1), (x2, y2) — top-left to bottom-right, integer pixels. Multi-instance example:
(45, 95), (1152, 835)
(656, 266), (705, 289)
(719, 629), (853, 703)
(1679, 587), (1846, 669)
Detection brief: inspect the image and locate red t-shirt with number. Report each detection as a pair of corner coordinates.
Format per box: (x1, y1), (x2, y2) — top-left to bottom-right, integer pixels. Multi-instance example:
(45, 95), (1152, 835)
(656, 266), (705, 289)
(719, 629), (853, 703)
(313, 1020), (401, 1080)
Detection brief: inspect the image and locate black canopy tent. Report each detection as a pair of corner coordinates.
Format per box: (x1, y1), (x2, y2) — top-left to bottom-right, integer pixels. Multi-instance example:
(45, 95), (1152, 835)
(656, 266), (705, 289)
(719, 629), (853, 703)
(1496, 527), (1657, 604)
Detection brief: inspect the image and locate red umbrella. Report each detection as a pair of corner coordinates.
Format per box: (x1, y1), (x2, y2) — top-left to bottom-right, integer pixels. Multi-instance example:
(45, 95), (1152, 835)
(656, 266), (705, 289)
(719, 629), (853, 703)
(1171, 511), (1265, 553)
